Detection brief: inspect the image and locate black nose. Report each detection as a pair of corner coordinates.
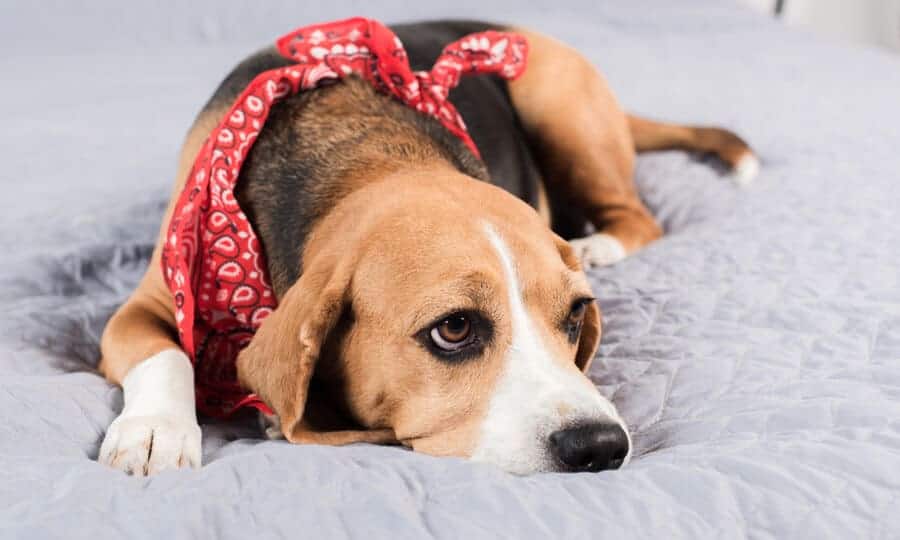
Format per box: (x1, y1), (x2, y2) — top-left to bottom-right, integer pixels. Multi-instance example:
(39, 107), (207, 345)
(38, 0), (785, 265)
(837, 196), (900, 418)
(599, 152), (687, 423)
(548, 423), (629, 472)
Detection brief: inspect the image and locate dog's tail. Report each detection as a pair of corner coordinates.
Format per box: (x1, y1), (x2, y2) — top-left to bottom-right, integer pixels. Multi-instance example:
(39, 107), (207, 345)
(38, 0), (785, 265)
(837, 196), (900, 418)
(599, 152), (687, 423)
(627, 115), (759, 186)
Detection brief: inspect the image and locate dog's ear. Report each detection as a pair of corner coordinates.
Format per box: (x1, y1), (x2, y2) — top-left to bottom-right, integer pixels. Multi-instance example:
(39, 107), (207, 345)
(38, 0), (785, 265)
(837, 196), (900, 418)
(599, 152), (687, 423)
(236, 251), (351, 443)
(575, 299), (601, 373)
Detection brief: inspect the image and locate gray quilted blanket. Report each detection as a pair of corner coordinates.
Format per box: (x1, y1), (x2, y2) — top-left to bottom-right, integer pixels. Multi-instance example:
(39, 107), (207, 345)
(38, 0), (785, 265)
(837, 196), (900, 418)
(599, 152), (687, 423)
(2, 0), (899, 538)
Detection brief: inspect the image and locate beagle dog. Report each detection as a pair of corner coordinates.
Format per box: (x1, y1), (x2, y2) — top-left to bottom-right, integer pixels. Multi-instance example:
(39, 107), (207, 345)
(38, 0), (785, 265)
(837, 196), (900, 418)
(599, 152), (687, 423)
(97, 20), (756, 476)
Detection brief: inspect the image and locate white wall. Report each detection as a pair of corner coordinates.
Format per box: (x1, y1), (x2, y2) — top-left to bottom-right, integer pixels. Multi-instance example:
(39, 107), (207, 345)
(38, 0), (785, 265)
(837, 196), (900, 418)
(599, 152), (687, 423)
(737, 0), (900, 52)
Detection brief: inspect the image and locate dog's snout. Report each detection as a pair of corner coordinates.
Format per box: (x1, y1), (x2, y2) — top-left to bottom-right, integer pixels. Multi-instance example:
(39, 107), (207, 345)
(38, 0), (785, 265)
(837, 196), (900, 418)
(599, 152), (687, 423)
(548, 423), (629, 472)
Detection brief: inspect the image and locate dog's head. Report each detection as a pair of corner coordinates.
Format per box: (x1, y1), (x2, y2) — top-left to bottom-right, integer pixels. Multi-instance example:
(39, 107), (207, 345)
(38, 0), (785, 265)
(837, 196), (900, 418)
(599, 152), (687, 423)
(237, 169), (630, 474)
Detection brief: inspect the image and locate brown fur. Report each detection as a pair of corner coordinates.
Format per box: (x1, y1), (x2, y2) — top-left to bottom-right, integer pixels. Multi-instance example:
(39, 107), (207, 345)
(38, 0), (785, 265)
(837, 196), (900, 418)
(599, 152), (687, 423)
(628, 115), (754, 168)
(507, 28), (662, 253)
(235, 76), (489, 295)
(99, 23), (752, 459)
(237, 163), (599, 452)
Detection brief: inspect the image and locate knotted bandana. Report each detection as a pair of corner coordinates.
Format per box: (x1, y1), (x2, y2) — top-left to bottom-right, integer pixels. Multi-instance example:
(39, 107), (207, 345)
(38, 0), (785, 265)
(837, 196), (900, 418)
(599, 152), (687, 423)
(161, 17), (529, 418)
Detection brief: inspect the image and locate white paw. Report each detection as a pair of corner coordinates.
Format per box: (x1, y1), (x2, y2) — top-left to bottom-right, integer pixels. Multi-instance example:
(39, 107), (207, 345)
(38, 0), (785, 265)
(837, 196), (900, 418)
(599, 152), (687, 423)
(98, 349), (201, 476)
(99, 414), (201, 476)
(732, 153), (759, 187)
(569, 233), (627, 268)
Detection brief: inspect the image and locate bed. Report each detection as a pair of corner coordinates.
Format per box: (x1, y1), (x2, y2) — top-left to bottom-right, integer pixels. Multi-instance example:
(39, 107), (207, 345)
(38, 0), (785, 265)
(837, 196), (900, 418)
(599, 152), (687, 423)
(3, 0), (900, 537)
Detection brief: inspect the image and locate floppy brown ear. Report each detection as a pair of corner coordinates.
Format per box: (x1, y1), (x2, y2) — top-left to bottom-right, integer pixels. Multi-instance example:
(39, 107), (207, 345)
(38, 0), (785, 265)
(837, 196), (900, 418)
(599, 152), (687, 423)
(575, 300), (601, 373)
(236, 254), (350, 443)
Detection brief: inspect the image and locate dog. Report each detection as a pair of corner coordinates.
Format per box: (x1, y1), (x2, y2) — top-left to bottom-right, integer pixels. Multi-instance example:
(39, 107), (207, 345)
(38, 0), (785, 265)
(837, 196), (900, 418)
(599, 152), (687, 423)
(97, 20), (756, 476)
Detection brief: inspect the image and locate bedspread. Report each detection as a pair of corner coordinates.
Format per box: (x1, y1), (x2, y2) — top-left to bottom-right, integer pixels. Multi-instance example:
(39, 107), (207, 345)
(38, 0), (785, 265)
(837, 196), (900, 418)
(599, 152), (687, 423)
(1, 1), (899, 538)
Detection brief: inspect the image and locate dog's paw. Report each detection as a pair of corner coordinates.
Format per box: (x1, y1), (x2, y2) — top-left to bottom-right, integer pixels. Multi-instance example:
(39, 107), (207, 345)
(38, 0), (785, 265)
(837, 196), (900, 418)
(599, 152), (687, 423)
(569, 233), (627, 268)
(732, 153), (760, 187)
(99, 414), (201, 476)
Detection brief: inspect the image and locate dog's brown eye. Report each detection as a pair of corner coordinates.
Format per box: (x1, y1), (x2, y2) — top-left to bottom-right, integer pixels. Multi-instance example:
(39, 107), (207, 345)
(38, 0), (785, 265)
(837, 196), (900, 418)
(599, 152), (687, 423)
(417, 310), (490, 361)
(430, 315), (473, 351)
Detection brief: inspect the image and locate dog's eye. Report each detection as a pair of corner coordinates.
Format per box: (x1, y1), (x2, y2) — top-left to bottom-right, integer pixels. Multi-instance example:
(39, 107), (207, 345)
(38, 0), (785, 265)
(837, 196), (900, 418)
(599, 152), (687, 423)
(568, 301), (588, 324)
(430, 314), (474, 351)
(565, 298), (594, 343)
(417, 310), (490, 361)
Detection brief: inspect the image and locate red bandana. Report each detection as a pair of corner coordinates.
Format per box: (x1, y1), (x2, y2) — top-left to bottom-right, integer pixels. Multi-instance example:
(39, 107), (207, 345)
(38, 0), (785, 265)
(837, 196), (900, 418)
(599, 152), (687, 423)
(161, 17), (529, 418)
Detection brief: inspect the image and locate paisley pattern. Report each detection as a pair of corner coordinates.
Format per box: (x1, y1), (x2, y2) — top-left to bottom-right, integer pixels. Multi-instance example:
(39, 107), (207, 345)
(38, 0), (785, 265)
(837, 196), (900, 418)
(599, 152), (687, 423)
(160, 17), (529, 418)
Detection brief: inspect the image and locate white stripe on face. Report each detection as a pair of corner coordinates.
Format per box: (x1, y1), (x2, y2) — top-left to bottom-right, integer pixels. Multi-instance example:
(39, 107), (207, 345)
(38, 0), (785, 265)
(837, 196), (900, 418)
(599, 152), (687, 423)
(470, 223), (630, 474)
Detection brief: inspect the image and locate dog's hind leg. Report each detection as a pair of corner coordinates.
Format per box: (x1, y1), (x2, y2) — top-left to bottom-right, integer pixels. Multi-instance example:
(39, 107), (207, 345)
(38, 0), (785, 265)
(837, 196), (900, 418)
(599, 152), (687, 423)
(628, 115), (758, 187)
(506, 28), (661, 267)
(506, 28), (755, 267)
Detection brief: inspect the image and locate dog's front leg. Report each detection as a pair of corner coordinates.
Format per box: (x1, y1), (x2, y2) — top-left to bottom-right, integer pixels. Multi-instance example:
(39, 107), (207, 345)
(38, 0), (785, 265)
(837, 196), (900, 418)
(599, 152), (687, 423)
(98, 288), (201, 475)
(98, 349), (201, 475)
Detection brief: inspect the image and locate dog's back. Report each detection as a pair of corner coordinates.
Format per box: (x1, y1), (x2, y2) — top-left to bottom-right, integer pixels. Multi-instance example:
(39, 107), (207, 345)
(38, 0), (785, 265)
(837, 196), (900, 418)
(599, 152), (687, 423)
(195, 21), (545, 294)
